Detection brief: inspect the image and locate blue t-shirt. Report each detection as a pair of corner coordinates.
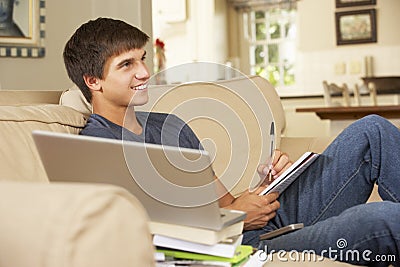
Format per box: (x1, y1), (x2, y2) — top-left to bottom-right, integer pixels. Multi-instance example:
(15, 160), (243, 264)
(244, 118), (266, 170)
(80, 112), (202, 150)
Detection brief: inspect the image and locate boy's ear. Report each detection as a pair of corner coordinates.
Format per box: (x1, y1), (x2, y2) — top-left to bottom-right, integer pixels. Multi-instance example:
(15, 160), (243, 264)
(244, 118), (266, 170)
(83, 75), (101, 91)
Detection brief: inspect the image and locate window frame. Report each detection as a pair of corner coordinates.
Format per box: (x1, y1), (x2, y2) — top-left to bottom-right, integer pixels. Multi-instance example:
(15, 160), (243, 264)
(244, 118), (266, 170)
(247, 8), (297, 92)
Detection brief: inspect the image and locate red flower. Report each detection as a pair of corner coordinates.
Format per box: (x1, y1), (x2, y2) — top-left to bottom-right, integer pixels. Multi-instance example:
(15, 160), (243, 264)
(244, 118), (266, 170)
(155, 38), (165, 50)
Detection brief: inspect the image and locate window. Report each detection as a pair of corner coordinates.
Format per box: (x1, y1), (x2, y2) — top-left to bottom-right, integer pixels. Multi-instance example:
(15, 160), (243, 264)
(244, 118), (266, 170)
(247, 8), (297, 90)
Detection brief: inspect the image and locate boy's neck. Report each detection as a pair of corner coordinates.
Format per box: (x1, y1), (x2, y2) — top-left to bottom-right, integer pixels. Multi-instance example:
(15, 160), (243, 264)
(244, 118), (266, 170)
(93, 104), (143, 135)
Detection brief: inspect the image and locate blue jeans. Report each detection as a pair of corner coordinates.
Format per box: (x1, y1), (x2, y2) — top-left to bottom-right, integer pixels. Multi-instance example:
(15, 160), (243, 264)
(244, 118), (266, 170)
(242, 115), (400, 266)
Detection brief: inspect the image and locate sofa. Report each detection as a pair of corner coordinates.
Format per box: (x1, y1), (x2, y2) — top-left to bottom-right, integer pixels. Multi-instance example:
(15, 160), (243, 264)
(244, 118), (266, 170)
(0, 75), (371, 266)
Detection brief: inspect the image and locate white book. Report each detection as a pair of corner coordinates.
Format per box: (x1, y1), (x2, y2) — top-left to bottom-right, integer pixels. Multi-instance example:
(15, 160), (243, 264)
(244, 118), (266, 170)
(156, 260), (231, 267)
(259, 152), (319, 195)
(149, 220), (244, 245)
(153, 234), (243, 258)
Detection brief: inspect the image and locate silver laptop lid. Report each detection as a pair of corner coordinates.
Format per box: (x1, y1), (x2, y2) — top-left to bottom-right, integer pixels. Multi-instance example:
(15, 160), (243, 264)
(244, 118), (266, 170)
(32, 130), (245, 230)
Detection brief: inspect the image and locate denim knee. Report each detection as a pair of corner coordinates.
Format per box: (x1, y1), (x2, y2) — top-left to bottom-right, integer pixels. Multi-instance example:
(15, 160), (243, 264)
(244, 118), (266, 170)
(352, 114), (388, 130)
(362, 115), (399, 133)
(348, 201), (400, 238)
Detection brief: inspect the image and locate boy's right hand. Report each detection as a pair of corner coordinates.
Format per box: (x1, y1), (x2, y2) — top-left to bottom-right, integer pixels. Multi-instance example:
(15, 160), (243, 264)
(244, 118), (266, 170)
(227, 190), (280, 231)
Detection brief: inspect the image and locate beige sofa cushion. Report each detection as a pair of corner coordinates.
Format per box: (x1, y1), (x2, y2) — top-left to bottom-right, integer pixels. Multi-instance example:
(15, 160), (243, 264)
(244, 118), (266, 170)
(59, 86), (92, 117)
(0, 181), (155, 267)
(0, 105), (86, 182)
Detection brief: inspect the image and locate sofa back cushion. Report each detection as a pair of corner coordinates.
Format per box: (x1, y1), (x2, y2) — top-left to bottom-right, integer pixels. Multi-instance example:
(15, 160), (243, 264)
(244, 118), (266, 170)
(0, 105), (86, 182)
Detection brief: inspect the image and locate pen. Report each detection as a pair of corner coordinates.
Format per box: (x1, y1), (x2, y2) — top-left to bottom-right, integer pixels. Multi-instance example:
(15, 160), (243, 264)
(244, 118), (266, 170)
(269, 122), (275, 182)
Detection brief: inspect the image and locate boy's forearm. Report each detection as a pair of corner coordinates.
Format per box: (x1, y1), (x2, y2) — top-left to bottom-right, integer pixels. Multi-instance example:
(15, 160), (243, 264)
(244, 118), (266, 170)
(214, 175), (236, 207)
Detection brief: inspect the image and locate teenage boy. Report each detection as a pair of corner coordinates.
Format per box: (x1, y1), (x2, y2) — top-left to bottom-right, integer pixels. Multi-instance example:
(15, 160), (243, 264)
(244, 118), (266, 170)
(64, 18), (400, 266)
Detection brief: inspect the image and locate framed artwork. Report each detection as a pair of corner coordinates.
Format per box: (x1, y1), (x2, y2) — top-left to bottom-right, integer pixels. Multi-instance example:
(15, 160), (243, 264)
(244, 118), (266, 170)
(336, 0), (376, 8)
(335, 9), (377, 45)
(0, 0), (46, 58)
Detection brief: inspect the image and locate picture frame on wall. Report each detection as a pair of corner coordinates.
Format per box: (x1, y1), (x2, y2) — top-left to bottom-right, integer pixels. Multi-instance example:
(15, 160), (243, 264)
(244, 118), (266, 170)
(0, 0), (46, 58)
(335, 9), (377, 45)
(336, 0), (376, 8)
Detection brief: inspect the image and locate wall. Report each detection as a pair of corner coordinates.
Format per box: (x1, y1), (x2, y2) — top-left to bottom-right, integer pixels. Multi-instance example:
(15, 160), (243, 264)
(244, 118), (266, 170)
(2, 0), (399, 93)
(222, 0), (400, 138)
(283, 0), (400, 137)
(295, 0), (400, 95)
(0, 0), (153, 90)
(2, 0), (399, 138)
(298, 0), (400, 51)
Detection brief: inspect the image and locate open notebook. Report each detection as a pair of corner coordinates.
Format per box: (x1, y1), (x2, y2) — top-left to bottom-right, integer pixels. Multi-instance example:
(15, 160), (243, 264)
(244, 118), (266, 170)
(259, 151), (319, 195)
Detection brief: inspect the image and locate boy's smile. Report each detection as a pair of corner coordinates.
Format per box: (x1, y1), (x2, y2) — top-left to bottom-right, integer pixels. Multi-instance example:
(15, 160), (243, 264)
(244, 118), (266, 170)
(132, 83), (148, 91)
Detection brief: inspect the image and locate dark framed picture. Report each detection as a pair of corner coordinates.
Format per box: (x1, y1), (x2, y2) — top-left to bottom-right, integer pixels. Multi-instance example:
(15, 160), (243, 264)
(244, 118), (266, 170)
(0, 0), (46, 58)
(335, 9), (377, 45)
(336, 0), (376, 8)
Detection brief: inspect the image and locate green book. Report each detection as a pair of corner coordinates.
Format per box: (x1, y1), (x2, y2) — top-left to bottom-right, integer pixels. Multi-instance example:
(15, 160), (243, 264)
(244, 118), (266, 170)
(157, 245), (253, 264)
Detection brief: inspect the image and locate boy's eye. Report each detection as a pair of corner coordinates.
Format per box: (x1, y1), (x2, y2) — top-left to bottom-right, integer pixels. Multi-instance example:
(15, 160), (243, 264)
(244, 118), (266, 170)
(123, 61), (132, 67)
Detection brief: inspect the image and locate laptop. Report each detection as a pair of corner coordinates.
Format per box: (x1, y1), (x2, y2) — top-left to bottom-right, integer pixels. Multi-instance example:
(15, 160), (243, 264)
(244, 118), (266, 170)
(32, 130), (246, 231)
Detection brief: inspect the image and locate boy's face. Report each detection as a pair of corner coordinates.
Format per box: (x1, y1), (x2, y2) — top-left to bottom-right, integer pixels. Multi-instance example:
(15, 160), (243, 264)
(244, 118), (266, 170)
(100, 48), (150, 107)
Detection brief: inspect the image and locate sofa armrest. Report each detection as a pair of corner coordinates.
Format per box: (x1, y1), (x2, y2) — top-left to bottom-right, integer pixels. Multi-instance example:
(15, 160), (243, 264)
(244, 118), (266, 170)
(0, 182), (155, 267)
(0, 105), (86, 182)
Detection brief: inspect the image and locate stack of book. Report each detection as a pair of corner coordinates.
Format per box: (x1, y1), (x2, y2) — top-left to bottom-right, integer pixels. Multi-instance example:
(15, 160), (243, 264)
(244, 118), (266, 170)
(150, 221), (255, 266)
